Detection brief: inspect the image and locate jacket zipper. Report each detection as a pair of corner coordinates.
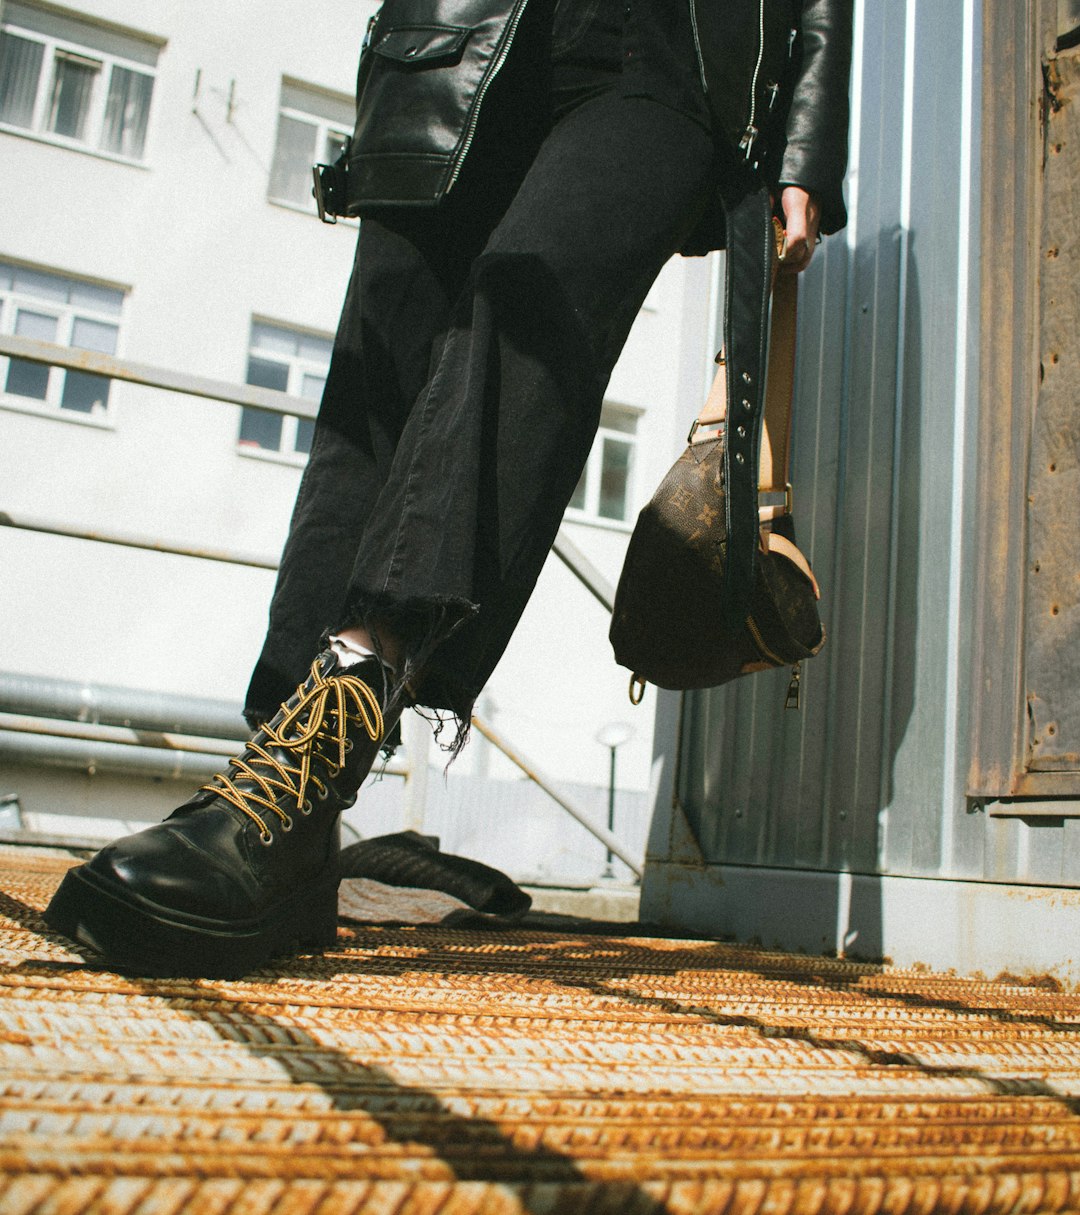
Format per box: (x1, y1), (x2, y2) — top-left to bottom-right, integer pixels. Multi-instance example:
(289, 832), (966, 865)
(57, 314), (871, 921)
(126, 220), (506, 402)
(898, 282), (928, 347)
(688, 0), (768, 159)
(445, 0), (530, 193)
(740, 0), (767, 160)
(687, 0), (708, 93)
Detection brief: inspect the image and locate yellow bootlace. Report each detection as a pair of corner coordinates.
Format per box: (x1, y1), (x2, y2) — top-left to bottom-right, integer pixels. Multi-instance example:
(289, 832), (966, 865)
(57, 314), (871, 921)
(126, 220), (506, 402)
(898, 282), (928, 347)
(202, 658), (384, 844)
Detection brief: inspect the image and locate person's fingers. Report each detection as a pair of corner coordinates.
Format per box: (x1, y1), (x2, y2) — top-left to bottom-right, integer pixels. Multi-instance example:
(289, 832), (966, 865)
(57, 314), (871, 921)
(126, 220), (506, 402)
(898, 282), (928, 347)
(783, 235), (811, 272)
(780, 186), (822, 274)
(784, 239), (816, 273)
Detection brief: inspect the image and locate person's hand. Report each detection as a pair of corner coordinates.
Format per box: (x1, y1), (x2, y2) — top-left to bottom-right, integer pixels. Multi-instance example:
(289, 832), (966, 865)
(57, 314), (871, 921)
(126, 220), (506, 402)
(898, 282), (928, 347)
(779, 186), (822, 273)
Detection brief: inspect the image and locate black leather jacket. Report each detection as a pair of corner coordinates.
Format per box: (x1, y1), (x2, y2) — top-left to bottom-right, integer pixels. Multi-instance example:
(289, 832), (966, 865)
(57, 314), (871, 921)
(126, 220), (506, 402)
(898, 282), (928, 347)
(336, 0), (852, 244)
(695, 0), (851, 234)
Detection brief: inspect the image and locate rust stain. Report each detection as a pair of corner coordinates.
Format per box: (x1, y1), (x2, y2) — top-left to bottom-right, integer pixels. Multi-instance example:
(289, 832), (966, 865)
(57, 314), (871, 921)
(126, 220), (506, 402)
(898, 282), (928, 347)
(3, 849), (1080, 1214)
(1045, 57), (1068, 114)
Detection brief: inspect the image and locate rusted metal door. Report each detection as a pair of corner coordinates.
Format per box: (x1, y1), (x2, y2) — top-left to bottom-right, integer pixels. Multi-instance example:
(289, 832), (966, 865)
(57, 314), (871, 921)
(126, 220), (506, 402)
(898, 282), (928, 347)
(971, 0), (1080, 803)
(1023, 9), (1080, 782)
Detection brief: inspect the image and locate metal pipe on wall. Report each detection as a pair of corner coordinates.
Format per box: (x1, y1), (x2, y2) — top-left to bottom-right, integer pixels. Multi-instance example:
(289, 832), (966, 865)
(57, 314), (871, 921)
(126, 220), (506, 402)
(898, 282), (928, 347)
(0, 670), (248, 741)
(0, 730), (227, 783)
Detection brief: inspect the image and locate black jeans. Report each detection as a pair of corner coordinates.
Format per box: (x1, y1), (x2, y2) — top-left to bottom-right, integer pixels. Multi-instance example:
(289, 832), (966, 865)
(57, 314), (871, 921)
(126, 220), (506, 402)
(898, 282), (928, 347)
(245, 0), (719, 730)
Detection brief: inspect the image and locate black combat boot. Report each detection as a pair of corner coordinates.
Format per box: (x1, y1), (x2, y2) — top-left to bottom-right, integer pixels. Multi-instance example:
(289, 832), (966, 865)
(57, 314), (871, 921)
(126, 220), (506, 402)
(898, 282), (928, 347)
(44, 651), (400, 978)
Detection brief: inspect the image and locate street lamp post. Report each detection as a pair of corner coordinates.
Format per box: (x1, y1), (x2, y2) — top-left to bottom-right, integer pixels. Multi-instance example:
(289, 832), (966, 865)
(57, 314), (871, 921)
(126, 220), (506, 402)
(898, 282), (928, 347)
(595, 721), (634, 880)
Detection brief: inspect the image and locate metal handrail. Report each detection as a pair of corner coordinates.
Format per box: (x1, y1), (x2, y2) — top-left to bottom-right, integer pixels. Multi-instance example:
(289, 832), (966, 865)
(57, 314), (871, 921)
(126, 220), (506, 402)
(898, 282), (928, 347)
(0, 712), (245, 760)
(0, 510), (279, 570)
(1, 336), (641, 871)
(0, 705), (635, 872)
(0, 510), (618, 601)
(0, 334), (315, 417)
(470, 717), (641, 876)
(0, 337), (619, 607)
(551, 530), (615, 613)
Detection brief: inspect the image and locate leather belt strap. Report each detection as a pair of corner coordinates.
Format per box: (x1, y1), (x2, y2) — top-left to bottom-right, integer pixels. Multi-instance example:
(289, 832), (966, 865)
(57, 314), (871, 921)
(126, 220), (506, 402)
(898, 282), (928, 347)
(719, 184), (774, 627)
(757, 265), (798, 523)
(692, 252), (798, 502)
(692, 185), (799, 624)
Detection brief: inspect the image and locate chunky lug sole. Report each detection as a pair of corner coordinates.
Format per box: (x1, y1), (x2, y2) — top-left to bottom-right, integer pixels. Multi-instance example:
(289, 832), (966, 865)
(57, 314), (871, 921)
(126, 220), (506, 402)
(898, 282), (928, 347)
(44, 863), (340, 979)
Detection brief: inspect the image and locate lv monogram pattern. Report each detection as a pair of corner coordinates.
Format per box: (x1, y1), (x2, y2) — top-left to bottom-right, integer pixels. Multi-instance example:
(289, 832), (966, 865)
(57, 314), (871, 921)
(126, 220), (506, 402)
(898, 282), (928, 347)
(610, 429), (824, 692)
(661, 439), (728, 575)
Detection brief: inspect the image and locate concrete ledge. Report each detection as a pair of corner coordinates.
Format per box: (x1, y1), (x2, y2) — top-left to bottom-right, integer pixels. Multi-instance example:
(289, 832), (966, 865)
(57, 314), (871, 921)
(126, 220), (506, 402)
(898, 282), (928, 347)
(641, 860), (1080, 985)
(522, 883), (641, 923)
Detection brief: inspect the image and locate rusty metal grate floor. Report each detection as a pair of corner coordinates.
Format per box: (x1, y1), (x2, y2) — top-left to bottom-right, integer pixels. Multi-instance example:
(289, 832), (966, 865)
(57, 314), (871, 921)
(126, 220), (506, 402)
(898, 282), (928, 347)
(2, 847), (1080, 1214)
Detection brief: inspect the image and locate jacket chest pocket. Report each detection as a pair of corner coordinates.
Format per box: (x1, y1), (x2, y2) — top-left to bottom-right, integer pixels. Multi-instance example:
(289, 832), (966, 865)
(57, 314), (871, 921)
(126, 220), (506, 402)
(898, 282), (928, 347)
(373, 23), (473, 65)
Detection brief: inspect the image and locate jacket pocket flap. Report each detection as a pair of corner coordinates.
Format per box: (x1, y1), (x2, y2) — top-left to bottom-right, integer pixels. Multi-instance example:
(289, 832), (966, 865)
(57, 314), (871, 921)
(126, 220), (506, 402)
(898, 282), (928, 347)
(373, 24), (472, 64)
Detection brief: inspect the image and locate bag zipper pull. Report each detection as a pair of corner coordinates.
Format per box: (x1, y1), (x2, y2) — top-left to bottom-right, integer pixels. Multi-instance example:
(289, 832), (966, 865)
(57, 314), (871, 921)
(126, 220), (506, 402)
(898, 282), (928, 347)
(784, 662), (802, 710)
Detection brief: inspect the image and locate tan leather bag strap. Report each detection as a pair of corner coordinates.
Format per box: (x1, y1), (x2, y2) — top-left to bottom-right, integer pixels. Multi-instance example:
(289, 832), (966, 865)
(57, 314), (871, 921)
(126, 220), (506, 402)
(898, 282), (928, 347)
(763, 530), (820, 598)
(691, 266), (799, 528)
(693, 350), (729, 432)
(757, 269), (797, 522)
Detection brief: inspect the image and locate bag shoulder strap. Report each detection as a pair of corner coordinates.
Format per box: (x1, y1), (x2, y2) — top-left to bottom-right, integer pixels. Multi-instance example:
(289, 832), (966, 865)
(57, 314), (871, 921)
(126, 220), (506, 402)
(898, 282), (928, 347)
(691, 241), (800, 529)
(758, 268), (798, 523)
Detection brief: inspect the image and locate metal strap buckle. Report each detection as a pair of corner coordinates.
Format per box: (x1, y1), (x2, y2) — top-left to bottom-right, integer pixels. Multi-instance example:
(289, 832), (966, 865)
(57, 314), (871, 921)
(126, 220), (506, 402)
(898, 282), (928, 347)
(312, 164), (340, 225)
(688, 418), (725, 445)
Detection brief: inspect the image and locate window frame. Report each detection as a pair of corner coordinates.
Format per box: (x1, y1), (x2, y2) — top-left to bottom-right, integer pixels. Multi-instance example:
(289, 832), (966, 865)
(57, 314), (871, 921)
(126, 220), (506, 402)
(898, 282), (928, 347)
(0, 262), (125, 427)
(236, 321), (333, 465)
(565, 401), (642, 528)
(267, 82), (354, 216)
(0, 15), (158, 164)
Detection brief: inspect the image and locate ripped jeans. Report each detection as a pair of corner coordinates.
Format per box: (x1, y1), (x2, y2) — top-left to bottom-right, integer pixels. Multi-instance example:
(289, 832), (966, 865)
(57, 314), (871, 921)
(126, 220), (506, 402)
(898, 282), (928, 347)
(244, 0), (718, 735)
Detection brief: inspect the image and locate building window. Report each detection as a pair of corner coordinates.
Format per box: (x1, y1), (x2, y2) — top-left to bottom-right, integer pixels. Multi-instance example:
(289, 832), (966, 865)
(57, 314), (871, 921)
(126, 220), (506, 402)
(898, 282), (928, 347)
(0, 261), (123, 417)
(268, 80), (353, 212)
(0, 3), (159, 160)
(568, 403), (639, 523)
(238, 321), (332, 458)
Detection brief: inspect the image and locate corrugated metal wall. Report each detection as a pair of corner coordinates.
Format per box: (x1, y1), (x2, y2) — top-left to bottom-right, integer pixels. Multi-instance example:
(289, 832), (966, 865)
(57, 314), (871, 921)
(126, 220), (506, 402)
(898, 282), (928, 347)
(677, 0), (1080, 886)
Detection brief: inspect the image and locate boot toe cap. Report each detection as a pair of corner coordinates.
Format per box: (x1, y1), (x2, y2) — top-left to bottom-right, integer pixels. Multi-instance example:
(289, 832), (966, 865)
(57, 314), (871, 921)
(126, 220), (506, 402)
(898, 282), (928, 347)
(86, 819), (255, 921)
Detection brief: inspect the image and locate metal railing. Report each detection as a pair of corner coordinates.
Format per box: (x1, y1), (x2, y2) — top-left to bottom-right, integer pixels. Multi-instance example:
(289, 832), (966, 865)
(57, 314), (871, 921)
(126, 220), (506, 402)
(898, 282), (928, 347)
(0, 336), (639, 876)
(0, 334), (317, 417)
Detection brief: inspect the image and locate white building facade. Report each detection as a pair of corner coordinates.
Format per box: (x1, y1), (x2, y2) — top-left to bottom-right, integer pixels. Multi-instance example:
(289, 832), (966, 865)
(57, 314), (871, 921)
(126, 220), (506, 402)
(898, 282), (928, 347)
(0, 0), (715, 886)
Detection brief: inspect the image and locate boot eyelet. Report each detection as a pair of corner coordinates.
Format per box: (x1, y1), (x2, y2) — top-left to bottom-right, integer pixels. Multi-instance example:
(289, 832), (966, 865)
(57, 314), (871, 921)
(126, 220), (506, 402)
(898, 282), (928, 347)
(302, 799), (313, 815)
(259, 830), (274, 847)
(316, 784), (331, 801)
(280, 815), (293, 833)
(344, 739), (354, 754)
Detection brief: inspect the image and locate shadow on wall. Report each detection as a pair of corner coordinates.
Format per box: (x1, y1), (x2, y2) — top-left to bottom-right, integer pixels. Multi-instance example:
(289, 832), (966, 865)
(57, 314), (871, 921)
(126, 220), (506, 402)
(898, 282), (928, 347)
(642, 224), (926, 965)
